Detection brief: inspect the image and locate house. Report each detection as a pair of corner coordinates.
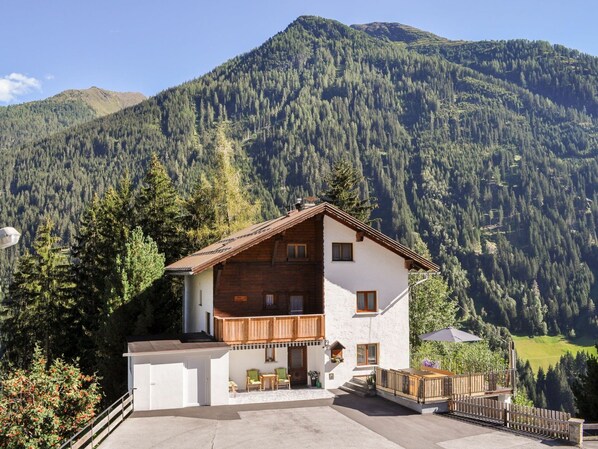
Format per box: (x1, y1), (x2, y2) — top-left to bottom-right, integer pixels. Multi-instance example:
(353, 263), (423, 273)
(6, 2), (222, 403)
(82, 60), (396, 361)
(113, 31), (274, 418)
(125, 201), (437, 411)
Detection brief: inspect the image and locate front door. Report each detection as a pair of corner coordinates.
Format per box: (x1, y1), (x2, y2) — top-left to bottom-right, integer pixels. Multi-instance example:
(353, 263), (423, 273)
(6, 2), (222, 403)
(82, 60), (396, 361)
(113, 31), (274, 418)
(289, 295), (304, 315)
(288, 346), (307, 386)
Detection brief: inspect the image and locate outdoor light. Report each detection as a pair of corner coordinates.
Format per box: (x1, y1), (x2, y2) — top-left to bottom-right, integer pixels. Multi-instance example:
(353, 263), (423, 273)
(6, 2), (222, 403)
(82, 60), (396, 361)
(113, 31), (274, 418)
(0, 227), (21, 249)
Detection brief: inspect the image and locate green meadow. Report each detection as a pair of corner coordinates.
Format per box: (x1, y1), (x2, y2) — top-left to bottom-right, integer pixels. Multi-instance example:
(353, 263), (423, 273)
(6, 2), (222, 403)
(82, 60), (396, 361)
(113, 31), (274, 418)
(513, 335), (598, 373)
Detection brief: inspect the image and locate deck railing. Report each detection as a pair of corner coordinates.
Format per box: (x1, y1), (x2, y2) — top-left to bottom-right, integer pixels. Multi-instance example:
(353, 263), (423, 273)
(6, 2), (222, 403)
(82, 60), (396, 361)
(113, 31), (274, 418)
(376, 367), (515, 404)
(60, 391), (133, 449)
(214, 314), (325, 344)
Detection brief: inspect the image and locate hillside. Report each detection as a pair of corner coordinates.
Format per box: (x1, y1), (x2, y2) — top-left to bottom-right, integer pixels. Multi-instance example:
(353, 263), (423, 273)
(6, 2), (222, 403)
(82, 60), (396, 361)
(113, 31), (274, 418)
(1, 16), (596, 339)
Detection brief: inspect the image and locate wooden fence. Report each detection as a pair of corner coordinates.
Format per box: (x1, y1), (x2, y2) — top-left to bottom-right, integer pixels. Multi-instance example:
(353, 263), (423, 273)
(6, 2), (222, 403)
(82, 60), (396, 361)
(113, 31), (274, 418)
(376, 367), (514, 404)
(60, 392), (133, 449)
(450, 396), (571, 441)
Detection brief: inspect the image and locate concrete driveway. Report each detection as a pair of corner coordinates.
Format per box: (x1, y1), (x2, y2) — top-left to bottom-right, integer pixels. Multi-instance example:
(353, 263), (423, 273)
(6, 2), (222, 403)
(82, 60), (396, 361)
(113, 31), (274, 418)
(100, 391), (596, 449)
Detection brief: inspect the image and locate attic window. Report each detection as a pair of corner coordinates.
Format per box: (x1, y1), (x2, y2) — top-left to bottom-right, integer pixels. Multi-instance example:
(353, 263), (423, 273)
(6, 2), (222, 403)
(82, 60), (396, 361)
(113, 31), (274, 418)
(332, 243), (353, 261)
(287, 243), (307, 260)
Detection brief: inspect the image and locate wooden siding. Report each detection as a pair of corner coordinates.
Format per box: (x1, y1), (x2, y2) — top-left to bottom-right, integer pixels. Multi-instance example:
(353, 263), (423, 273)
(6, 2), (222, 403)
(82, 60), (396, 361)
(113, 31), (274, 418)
(214, 314), (325, 344)
(214, 216), (324, 317)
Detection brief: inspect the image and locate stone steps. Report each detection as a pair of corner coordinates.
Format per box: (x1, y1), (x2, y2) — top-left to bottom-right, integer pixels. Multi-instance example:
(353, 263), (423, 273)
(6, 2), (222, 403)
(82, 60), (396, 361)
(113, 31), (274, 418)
(339, 377), (376, 397)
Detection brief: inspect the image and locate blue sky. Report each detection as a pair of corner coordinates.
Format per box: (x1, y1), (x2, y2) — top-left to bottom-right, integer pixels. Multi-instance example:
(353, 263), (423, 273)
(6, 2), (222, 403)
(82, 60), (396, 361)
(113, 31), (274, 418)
(1, 0), (595, 104)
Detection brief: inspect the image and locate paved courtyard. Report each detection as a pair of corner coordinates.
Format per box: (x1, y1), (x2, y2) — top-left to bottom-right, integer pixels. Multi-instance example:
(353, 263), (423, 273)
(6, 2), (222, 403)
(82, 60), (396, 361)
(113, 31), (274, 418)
(100, 391), (596, 449)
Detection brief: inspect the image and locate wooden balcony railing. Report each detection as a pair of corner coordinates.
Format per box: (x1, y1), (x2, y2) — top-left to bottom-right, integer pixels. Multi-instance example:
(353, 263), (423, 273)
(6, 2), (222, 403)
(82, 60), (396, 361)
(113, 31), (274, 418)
(376, 367), (515, 404)
(214, 314), (325, 344)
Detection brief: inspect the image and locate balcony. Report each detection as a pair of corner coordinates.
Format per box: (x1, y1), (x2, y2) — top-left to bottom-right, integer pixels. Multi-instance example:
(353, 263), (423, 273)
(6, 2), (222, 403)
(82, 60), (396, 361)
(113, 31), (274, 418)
(214, 314), (325, 344)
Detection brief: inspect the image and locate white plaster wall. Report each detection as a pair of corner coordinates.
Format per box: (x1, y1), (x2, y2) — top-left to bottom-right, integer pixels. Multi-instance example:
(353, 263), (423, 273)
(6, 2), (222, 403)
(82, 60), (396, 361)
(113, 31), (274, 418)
(129, 347), (228, 411)
(209, 350), (230, 405)
(229, 348), (289, 390)
(307, 345), (326, 386)
(323, 215), (411, 389)
(184, 269), (214, 334)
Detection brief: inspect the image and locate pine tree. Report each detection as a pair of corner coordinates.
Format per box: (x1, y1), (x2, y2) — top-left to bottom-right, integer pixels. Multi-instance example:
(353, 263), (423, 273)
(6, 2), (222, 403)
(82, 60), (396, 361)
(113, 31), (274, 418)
(136, 154), (185, 264)
(0, 219), (75, 367)
(320, 158), (377, 223)
(573, 346), (598, 421)
(185, 124), (260, 249)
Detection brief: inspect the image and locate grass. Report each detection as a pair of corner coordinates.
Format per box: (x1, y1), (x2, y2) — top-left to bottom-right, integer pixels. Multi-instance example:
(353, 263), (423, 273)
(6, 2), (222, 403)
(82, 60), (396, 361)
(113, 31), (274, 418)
(513, 335), (597, 373)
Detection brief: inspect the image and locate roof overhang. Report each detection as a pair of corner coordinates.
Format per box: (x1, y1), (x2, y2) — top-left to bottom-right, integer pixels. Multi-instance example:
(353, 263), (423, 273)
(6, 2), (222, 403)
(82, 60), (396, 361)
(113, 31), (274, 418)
(165, 202), (438, 275)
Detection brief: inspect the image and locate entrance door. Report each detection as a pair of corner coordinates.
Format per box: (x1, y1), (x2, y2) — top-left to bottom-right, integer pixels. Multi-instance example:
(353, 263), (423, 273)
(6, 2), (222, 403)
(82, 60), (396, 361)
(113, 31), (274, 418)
(288, 346), (307, 386)
(289, 295), (304, 315)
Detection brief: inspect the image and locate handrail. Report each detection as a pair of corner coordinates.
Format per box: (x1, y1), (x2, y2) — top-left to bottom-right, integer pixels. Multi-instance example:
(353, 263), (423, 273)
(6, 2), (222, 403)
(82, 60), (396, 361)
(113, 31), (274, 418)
(214, 314), (325, 344)
(60, 391), (133, 449)
(376, 367), (515, 404)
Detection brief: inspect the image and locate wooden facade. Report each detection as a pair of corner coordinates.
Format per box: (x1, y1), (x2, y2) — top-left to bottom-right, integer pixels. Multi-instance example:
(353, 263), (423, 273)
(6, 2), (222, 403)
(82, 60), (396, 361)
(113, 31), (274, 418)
(213, 215), (324, 318)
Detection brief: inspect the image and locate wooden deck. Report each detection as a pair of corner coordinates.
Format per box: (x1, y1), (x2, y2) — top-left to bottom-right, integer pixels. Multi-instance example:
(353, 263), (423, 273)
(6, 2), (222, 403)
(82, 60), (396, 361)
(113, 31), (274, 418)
(376, 367), (515, 404)
(214, 314), (325, 344)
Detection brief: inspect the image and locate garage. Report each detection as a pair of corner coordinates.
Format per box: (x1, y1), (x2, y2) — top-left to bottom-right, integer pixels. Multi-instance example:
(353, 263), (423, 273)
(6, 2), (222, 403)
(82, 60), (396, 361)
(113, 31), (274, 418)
(125, 338), (230, 411)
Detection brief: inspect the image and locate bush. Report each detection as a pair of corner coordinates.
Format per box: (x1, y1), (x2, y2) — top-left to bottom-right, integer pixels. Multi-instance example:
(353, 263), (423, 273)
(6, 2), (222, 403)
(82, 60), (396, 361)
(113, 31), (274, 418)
(0, 347), (101, 449)
(411, 341), (507, 374)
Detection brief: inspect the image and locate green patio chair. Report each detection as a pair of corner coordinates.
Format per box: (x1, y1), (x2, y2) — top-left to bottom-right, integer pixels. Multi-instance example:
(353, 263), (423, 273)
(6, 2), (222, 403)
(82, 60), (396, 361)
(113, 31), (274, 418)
(246, 369), (262, 391)
(275, 367), (291, 390)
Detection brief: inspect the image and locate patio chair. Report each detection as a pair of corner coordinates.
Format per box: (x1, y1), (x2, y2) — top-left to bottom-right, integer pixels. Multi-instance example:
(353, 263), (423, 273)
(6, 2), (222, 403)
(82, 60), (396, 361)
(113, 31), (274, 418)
(275, 367), (291, 390)
(246, 369), (262, 391)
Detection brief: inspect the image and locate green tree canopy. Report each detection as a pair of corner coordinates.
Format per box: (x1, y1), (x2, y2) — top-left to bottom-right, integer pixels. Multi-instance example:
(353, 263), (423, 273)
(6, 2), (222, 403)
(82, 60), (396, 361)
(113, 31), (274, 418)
(0, 347), (101, 449)
(320, 158), (377, 224)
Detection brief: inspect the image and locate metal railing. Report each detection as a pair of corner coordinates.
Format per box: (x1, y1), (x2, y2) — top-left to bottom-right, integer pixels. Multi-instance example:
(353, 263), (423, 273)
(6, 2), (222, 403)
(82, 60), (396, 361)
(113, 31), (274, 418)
(60, 391), (133, 449)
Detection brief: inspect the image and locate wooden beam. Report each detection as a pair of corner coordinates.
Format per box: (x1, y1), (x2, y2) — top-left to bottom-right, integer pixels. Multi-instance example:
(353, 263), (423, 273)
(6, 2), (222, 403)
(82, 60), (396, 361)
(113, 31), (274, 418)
(404, 259), (414, 270)
(356, 230), (365, 242)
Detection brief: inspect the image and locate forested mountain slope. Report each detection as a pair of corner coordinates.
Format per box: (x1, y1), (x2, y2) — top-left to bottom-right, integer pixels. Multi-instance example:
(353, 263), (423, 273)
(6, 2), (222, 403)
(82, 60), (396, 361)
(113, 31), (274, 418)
(2, 16), (597, 338)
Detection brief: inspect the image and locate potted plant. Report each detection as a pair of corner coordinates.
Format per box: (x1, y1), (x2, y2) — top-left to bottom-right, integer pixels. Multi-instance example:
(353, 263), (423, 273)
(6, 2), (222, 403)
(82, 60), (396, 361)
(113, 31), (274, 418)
(331, 356), (344, 363)
(307, 370), (320, 387)
(366, 371), (376, 390)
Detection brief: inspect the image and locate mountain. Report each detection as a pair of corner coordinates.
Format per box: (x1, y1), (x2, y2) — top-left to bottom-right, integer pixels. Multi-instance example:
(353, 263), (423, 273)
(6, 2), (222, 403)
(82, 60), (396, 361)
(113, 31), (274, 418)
(0, 87), (146, 151)
(1, 16), (596, 339)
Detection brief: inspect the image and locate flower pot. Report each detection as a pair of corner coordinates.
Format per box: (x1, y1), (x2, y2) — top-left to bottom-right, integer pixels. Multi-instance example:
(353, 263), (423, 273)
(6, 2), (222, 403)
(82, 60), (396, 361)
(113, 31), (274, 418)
(311, 378), (317, 387)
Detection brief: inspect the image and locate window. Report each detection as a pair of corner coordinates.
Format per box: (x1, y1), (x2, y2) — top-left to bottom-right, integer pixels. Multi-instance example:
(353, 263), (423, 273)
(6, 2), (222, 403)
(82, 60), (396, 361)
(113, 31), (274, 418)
(263, 293), (278, 309)
(287, 243), (307, 259)
(206, 312), (211, 335)
(332, 243), (353, 261)
(356, 291), (377, 312)
(357, 343), (379, 366)
(199, 289), (202, 306)
(265, 347), (276, 362)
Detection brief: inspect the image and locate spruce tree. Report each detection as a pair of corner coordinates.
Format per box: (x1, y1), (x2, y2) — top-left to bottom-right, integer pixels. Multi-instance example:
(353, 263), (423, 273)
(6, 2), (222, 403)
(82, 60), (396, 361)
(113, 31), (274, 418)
(320, 158), (376, 224)
(136, 154), (185, 264)
(0, 219), (74, 367)
(573, 347), (598, 421)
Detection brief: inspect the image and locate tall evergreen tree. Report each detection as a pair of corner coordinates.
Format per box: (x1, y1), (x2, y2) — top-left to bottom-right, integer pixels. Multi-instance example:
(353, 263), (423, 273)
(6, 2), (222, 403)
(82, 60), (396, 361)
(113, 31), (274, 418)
(0, 219), (75, 367)
(185, 124), (260, 249)
(573, 346), (598, 421)
(320, 158), (377, 224)
(136, 154), (185, 264)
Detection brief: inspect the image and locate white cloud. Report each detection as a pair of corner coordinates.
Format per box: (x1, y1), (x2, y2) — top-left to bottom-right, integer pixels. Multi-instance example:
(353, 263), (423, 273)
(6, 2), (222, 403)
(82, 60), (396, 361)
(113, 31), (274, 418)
(45, 73), (55, 80)
(0, 73), (41, 103)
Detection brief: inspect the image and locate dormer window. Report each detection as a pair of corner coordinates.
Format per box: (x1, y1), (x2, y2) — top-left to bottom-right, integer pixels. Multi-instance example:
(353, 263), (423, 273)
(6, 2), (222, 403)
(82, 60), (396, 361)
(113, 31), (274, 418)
(332, 242), (353, 261)
(287, 243), (307, 260)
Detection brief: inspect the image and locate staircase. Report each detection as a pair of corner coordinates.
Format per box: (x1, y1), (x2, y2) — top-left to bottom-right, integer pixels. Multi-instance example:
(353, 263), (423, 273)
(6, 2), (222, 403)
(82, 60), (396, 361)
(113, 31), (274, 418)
(339, 376), (376, 397)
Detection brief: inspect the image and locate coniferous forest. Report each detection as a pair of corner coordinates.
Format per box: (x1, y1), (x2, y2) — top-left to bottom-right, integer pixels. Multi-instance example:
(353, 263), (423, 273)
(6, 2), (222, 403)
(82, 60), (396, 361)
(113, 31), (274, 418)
(0, 17), (597, 401)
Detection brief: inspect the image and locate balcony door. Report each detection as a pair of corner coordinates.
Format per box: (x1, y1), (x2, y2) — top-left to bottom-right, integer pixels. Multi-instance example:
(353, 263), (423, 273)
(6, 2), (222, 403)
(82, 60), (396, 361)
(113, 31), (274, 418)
(288, 345), (307, 386)
(289, 294), (304, 315)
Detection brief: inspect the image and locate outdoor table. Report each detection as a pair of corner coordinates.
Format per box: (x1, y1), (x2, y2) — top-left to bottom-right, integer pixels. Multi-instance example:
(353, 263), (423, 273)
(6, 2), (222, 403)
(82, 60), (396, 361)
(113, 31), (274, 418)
(260, 373), (277, 390)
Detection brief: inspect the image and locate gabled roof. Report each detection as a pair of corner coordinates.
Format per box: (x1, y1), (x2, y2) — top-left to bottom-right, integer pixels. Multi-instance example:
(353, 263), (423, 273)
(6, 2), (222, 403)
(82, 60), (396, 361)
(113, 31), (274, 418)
(165, 202), (438, 274)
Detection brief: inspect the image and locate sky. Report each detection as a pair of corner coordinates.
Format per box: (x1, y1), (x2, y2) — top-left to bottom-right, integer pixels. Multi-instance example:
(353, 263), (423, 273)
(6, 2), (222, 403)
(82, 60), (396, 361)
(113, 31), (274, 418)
(1, 0), (596, 105)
